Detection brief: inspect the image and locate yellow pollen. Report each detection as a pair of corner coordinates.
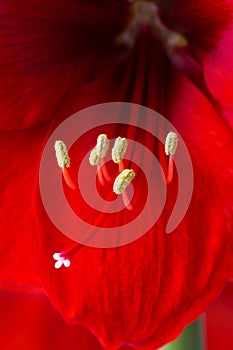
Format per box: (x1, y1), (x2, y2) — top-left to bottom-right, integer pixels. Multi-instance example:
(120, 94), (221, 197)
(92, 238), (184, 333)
(89, 148), (100, 166)
(113, 169), (135, 194)
(54, 140), (70, 168)
(96, 134), (109, 158)
(112, 137), (128, 163)
(165, 132), (179, 156)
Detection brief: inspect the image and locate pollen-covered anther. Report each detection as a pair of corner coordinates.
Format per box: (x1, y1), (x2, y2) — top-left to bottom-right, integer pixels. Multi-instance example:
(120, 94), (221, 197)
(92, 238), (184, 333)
(165, 132), (179, 156)
(112, 137), (128, 163)
(96, 134), (109, 158)
(54, 140), (76, 190)
(89, 147), (100, 166)
(113, 169), (135, 195)
(54, 140), (70, 168)
(53, 252), (71, 269)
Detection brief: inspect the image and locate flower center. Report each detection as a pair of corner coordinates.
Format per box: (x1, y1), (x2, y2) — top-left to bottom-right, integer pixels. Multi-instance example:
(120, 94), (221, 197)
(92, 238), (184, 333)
(53, 131), (178, 268)
(116, 0), (187, 52)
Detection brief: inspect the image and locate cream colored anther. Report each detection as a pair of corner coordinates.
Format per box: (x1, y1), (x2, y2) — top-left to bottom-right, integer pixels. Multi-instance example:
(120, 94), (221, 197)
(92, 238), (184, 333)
(165, 132), (178, 156)
(54, 140), (70, 168)
(112, 137), (128, 163)
(113, 169), (135, 194)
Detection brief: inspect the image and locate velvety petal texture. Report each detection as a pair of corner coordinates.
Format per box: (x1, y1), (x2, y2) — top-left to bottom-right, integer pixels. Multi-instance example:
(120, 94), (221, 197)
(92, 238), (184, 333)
(207, 282), (233, 350)
(0, 289), (104, 350)
(0, 0), (233, 349)
(159, 0), (233, 109)
(0, 0), (129, 130)
(0, 123), (50, 291)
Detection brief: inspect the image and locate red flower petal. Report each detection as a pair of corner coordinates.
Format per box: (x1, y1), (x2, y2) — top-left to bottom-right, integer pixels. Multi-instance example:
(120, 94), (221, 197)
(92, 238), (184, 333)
(0, 289), (104, 350)
(0, 0), (129, 130)
(32, 53), (233, 349)
(207, 282), (233, 350)
(159, 0), (233, 110)
(200, 25), (233, 111)
(0, 123), (50, 291)
(159, 0), (232, 50)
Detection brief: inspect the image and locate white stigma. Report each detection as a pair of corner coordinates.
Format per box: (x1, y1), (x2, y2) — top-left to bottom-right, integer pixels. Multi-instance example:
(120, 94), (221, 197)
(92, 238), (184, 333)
(96, 134), (109, 158)
(112, 137), (128, 163)
(53, 252), (71, 269)
(113, 169), (135, 194)
(54, 140), (70, 168)
(165, 132), (179, 156)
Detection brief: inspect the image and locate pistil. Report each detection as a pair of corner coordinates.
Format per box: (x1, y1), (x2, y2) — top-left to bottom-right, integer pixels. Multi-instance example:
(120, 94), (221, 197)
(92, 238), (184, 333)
(52, 227), (101, 268)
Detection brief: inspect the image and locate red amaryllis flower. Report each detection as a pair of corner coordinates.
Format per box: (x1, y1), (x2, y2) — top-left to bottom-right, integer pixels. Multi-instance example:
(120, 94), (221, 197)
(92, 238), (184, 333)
(1, 0), (233, 349)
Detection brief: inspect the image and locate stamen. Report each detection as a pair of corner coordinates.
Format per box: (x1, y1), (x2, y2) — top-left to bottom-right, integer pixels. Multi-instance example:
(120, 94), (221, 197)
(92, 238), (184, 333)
(96, 134), (109, 158)
(165, 132), (178, 156)
(54, 140), (70, 168)
(119, 161), (125, 173)
(89, 148), (100, 166)
(89, 134), (111, 184)
(112, 137), (128, 164)
(122, 190), (133, 211)
(165, 132), (178, 185)
(97, 163), (105, 186)
(113, 169), (135, 194)
(99, 159), (112, 183)
(166, 156), (174, 185)
(54, 140), (76, 190)
(62, 167), (77, 190)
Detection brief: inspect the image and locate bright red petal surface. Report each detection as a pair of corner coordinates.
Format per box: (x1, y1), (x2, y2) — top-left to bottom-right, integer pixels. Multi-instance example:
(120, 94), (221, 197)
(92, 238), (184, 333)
(159, 0), (233, 110)
(0, 123), (50, 291)
(1, 1), (233, 349)
(32, 32), (233, 349)
(200, 25), (233, 111)
(207, 282), (233, 350)
(0, 0), (129, 130)
(0, 289), (104, 350)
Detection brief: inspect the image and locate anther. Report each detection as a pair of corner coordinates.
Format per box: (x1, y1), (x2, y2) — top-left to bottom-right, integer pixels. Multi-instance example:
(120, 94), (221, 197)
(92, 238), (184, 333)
(89, 134), (111, 184)
(112, 137), (128, 164)
(165, 132), (178, 156)
(165, 132), (178, 185)
(55, 140), (70, 168)
(54, 140), (76, 190)
(89, 148), (100, 166)
(96, 134), (109, 158)
(113, 169), (135, 194)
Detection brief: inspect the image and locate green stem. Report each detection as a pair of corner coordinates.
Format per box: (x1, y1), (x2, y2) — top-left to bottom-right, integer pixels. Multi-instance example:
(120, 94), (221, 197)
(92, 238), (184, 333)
(160, 317), (206, 350)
